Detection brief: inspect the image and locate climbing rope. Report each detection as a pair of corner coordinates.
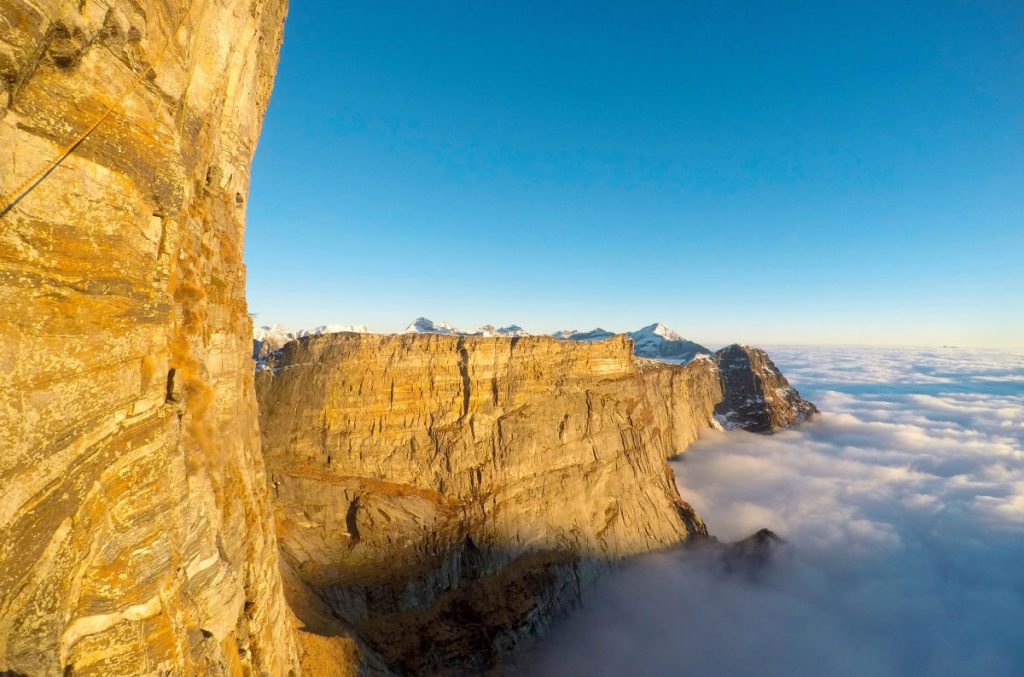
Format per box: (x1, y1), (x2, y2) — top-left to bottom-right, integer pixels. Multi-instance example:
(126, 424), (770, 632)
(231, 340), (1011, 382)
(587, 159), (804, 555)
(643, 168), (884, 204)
(0, 0), (196, 219)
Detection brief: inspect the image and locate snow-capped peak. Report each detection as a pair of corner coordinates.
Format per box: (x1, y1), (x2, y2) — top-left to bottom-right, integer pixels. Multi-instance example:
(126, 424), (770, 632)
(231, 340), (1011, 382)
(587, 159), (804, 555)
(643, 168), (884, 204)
(404, 317), (461, 335)
(628, 322), (710, 362)
(253, 323), (293, 343)
(254, 323), (368, 341)
(635, 322), (683, 342)
(298, 323), (369, 337)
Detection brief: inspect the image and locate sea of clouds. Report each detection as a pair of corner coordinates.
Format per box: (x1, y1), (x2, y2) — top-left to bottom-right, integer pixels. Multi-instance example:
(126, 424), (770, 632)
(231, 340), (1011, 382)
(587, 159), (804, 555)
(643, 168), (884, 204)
(524, 346), (1024, 677)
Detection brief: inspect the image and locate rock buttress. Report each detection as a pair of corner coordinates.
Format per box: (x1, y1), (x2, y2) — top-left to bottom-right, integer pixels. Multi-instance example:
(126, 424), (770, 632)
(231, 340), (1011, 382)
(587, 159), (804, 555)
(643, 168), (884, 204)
(0, 1), (299, 674)
(712, 344), (818, 432)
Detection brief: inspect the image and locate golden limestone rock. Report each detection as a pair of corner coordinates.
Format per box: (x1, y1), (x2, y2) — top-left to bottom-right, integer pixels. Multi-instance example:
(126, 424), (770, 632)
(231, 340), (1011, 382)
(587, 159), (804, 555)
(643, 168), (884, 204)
(254, 333), (722, 672)
(0, 0), (818, 672)
(0, 0), (299, 674)
(255, 332), (816, 672)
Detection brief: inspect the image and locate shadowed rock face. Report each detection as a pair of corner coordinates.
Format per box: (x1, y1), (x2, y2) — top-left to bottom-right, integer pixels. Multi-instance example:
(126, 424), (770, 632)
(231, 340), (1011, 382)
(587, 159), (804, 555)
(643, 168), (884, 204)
(256, 333), (816, 672)
(719, 528), (785, 577)
(0, 1), (299, 674)
(713, 344), (818, 432)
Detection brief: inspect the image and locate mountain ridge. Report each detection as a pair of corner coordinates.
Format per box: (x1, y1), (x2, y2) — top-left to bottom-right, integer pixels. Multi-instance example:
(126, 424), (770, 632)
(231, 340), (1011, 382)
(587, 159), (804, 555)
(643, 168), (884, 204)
(257, 317), (713, 363)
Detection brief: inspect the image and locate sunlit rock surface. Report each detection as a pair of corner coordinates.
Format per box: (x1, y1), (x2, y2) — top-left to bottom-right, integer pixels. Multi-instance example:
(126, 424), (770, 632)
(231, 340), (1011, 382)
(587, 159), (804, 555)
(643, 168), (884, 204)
(0, 0), (299, 674)
(0, 0), (817, 671)
(256, 332), (815, 672)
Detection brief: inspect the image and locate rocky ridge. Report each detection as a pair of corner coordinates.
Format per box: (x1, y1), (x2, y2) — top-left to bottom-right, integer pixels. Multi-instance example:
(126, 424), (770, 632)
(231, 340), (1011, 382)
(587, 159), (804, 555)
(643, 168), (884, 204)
(551, 327), (616, 342)
(266, 317), (714, 363)
(253, 322), (370, 360)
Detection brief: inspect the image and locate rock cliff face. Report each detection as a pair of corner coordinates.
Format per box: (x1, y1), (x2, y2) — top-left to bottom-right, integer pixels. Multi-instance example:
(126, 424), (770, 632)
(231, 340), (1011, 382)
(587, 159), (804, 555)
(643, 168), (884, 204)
(714, 344), (818, 432)
(0, 1), (297, 674)
(255, 332), (815, 672)
(256, 333), (716, 672)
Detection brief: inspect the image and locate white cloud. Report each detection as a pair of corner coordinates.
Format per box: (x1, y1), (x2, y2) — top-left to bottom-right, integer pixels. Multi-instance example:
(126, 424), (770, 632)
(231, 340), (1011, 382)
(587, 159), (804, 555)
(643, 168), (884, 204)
(522, 347), (1024, 677)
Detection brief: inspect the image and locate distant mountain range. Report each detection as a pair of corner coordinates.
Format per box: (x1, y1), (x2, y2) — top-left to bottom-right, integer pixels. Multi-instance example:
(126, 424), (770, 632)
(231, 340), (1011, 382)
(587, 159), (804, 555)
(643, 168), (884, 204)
(255, 317), (710, 363)
(403, 317), (529, 337)
(253, 323), (369, 359)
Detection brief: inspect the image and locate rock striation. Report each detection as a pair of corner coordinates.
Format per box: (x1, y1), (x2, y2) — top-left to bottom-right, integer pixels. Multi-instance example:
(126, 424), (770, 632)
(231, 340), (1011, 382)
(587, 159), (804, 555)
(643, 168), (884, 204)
(255, 332), (815, 672)
(0, 0), (817, 672)
(0, 1), (299, 674)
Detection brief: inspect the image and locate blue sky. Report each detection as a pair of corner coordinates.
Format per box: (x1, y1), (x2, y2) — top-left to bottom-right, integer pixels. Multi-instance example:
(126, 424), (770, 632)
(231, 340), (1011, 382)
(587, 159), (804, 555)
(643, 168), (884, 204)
(245, 0), (1023, 348)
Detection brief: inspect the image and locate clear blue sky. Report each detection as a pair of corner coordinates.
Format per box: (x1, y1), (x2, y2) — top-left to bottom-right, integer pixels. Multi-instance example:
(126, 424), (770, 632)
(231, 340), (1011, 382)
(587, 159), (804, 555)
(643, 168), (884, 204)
(245, 0), (1023, 349)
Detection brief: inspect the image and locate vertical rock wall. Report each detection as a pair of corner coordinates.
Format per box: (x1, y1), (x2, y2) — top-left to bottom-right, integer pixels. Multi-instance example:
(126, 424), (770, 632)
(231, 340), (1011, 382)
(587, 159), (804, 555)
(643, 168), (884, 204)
(254, 332), (817, 673)
(256, 333), (721, 671)
(0, 1), (296, 674)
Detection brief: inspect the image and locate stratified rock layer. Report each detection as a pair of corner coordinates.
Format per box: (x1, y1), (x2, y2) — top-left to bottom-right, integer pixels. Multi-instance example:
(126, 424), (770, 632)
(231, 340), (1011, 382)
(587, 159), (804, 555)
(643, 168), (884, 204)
(255, 333), (815, 672)
(256, 333), (716, 671)
(0, 1), (297, 674)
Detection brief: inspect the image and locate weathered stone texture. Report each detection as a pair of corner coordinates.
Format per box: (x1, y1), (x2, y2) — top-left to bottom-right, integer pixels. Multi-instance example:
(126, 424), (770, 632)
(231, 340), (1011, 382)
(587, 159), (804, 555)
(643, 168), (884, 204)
(255, 333), (720, 670)
(0, 1), (296, 674)
(255, 332), (817, 672)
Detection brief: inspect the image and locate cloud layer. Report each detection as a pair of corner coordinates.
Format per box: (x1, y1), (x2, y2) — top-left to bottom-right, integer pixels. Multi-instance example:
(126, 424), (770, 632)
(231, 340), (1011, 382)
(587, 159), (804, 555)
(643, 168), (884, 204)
(523, 346), (1024, 677)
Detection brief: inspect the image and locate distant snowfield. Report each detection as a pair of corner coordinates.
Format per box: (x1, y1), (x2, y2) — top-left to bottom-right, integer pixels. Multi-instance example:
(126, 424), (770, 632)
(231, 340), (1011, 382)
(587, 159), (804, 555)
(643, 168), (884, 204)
(524, 346), (1024, 677)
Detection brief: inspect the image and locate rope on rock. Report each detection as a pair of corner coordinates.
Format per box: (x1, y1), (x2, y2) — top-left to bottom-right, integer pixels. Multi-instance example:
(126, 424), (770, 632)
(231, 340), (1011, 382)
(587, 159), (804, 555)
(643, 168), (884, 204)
(0, 0), (196, 219)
